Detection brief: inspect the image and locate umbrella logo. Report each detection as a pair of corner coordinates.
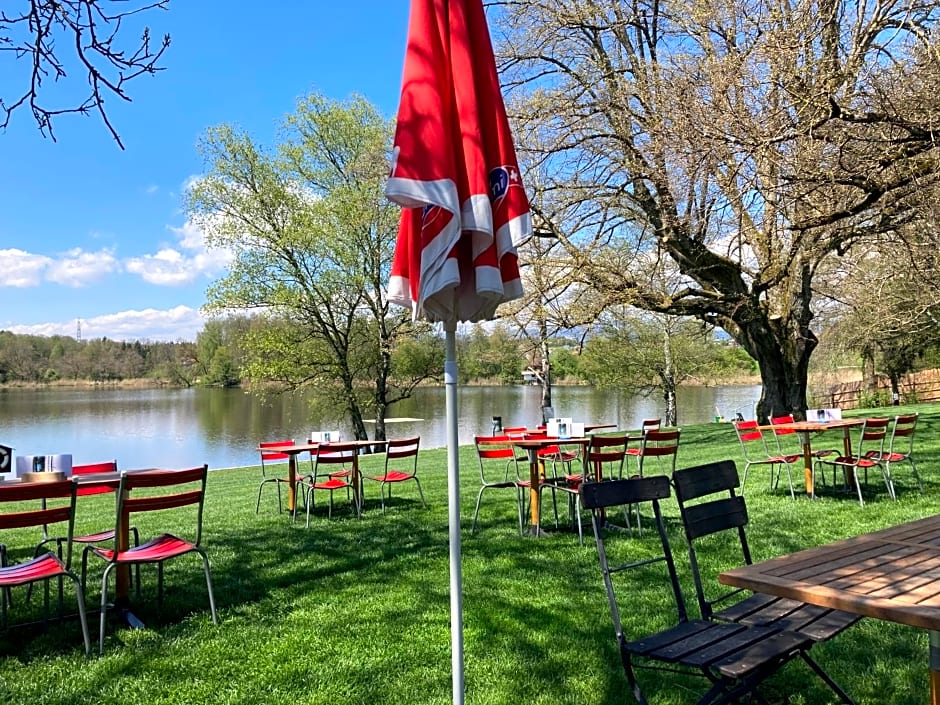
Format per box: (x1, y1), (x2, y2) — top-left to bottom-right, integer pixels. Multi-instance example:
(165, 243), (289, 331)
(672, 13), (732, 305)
(488, 165), (521, 204)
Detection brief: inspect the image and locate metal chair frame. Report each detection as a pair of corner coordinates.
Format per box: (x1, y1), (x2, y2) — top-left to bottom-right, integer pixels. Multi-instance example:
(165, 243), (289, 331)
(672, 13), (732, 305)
(471, 435), (524, 535)
(732, 420), (799, 499)
(82, 466), (218, 653)
(580, 476), (825, 705)
(866, 413), (921, 500)
(256, 439), (296, 513)
(815, 418), (890, 506)
(0, 478), (92, 655)
(366, 436), (426, 513)
(301, 443), (360, 524)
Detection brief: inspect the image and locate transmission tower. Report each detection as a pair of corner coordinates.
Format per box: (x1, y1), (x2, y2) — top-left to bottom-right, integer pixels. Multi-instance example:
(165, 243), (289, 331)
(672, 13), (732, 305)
(76, 318), (82, 342)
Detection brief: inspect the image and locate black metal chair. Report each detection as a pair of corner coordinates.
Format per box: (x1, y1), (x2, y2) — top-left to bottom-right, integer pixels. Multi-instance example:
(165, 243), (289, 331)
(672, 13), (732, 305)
(672, 459), (857, 702)
(580, 476), (815, 705)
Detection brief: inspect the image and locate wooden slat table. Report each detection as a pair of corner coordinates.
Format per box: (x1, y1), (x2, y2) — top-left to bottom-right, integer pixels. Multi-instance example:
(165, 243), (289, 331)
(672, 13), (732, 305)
(720, 514), (940, 703)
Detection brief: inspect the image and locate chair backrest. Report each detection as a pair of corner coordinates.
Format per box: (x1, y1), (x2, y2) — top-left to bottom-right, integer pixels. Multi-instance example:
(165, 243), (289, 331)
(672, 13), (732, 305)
(474, 435), (517, 483)
(111, 466), (209, 554)
(585, 432), (628, 480)
(385, 436), (420, 473)
(0, 479), (78, 565)
(856, 417), (889, 457)
(0, 480), (77, 568)
(639, 418), (661, 434)
(580, 476), (689, 635)
(259, 440), (294, 476)
(638, 428), (681, 475)
(733, 420), (772, 460)
(888, 413), (918, 455)
(73, 460), (118, 497)
(768, 414), (797, 454)
(313, 442), (358, 479)
(672, 459), (753, 620)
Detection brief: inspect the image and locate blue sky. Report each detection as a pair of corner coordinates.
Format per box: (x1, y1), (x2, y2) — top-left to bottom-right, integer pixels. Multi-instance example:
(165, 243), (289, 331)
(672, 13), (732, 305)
(0, 1), (410, 342)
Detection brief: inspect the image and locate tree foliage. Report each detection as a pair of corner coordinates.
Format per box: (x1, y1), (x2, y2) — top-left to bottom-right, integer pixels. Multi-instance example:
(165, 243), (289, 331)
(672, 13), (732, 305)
(1, 0), (170, 148)
(580, 312), (734, 425)
(0, 331), (196, 384)
(497, 0), (940, 420)
(187, 93), (441, 440)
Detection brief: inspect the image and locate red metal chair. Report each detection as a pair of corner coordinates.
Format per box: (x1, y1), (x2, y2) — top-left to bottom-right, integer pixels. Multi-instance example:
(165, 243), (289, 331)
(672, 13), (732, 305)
(768, 415), (838, 488)
(544, 432), (628, 544)
(816, 418), (890, 506)
(256, 440), (296, 513)
(624, 418), (661, 472)
(635, 428), (682, 478)
(299, 442), (359, 525)
(0, 478), (92, 655)
(865, 413), (921, 500)
(472, 435), (525, 535)
(82, 465), (218, 653)
(365, 436), (425, 513)
(732, 420), (799, 499)
(33, 460), (141, 599)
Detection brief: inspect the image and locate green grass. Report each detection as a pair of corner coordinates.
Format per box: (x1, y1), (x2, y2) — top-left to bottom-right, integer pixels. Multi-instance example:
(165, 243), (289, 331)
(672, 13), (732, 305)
(1, 401), (938, 704)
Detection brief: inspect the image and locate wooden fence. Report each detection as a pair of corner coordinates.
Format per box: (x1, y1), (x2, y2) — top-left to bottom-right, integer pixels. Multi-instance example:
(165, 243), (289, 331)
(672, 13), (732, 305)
(819, 368), (940, 410)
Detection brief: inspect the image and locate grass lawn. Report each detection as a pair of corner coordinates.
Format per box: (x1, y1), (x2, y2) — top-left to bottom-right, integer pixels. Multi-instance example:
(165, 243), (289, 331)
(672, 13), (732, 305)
(1, 401), (937, 704)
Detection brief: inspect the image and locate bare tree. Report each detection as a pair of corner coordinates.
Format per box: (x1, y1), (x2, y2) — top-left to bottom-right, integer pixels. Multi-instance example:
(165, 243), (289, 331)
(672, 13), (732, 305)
(496, 0), (940, 420)
(1, 0), (170, 148)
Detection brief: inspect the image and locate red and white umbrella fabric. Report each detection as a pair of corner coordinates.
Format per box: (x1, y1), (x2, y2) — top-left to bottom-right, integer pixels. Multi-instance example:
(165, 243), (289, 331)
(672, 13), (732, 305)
(385, 1), (531, 704)
(386, 0), (529, 324)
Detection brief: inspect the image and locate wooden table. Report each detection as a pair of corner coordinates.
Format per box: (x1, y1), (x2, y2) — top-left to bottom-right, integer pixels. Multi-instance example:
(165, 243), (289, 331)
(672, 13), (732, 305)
(760, 418), (863, 494)
(507, 437), (590, 536)
(263, 441), (386, 517)
(720, 514), (940, 703)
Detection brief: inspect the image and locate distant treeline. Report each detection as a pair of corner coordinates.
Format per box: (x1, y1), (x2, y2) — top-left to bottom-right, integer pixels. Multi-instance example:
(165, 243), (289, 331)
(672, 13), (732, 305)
(0, 331), (199, 385)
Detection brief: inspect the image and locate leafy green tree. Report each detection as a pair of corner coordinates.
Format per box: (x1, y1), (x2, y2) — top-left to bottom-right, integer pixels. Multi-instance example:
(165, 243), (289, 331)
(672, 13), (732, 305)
(187, 93), (439, 440)
(581, 312), (726, 425)
(498, 0), (940, 420)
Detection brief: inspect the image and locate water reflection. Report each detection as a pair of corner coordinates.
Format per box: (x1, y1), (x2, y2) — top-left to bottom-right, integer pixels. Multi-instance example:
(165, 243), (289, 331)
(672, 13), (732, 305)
(0, 384), (759, 472)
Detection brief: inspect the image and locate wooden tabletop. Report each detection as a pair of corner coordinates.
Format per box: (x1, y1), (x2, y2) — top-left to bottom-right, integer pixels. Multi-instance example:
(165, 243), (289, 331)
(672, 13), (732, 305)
(758, 418), (864, 433)
(720, 514), (940, 631)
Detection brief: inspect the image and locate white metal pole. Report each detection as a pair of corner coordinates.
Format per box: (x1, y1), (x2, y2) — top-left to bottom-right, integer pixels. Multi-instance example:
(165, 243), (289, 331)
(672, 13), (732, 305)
(444, 322), (465, 705)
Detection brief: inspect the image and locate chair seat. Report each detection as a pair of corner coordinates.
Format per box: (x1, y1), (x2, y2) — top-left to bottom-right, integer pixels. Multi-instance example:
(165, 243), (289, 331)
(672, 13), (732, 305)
(371, 471), (414, 483)
(0, 552), (69, 587)
(73, 529), (117, 544)
(92, 533), (196, 564)
(312, 478), (351, 491)
(866, 450), (906, 462)
(769, 454), (801, 464)
(831, 455), (879, 468)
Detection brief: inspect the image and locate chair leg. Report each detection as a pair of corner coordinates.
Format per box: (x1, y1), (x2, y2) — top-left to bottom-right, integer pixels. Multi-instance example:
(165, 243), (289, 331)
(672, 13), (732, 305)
(852, 466), (865, 507)
(414, 478), (427, 508)
(471, 486), (487, 535)
(68, 573), (92, 656)
(197, 549), (219, 625)
(99, 563), (115, 654)
(882, 462), (897, 501)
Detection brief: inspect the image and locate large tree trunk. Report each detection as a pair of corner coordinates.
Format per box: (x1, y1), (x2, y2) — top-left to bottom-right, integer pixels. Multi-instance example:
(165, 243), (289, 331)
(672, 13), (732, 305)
(731, 263), (817, 422)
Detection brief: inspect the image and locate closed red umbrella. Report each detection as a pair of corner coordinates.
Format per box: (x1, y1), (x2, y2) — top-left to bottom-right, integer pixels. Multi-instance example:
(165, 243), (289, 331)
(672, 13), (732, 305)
(385, 1), (531, 703)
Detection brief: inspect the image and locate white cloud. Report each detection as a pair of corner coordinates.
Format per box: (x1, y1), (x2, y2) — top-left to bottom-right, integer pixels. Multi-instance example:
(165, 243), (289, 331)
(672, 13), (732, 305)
(45, 248), (118, 287)
(0, 248), (54, 287)
(7, 305), (206, 342)
(123, 217), (233, 286)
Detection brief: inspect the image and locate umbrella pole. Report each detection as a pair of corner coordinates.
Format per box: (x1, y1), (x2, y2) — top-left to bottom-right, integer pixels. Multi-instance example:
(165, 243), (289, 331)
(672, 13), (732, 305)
(445, 322), (465, 705)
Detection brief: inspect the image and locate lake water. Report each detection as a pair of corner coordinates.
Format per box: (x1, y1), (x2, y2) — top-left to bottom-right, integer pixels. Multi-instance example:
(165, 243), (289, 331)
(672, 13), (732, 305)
(0, 384), (760, 472)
